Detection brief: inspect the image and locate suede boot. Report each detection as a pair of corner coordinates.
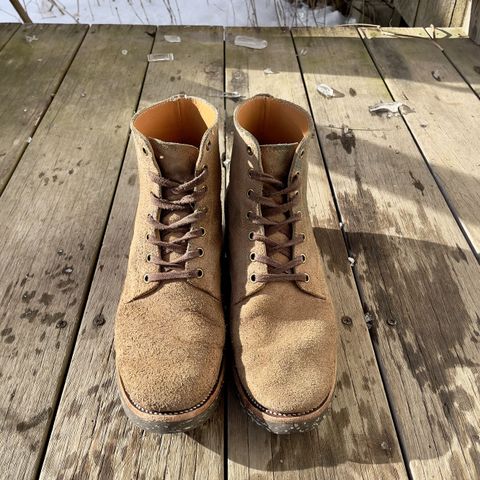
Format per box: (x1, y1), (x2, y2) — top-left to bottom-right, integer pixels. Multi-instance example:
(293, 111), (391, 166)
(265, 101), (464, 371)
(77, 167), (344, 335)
(115, 95), (225, 432)
(227, 95), (337, 434)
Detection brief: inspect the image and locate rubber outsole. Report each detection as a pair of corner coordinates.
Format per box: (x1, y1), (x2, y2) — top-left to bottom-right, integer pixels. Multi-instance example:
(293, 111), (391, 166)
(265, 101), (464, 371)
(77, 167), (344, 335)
(233, 367), (335, 434)
(116, 363), (224, 433)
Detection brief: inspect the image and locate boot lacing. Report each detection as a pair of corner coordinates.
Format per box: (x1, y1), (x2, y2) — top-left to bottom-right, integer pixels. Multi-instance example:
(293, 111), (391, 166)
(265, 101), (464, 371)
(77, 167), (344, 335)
(247, 169), (308, 283)
(144, 166), (208, 282)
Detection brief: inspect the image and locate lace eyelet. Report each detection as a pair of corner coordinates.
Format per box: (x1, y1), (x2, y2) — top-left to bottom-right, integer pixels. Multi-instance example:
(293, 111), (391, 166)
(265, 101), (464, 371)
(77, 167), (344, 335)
(143, 274), (150, 283)
(301, 254), (306, 263)
(146, 253), (152, 262)
(304, 273), (310, 283)
(250, 273), (256, 282)
(299, 232), (306, 241)
(247, 146), (253, 156)
(196, 269), (204, 278)
(246, 211), (253, 221)
(197, 247), (204, 257)
(142, 146), (148, 156)
(206, 140), (211, 151)
(248, 231), (255, 241)
(146, 233), (150, 241)
(246, 189), (254, 198)
(296, 211), (302, 219)
(250, 252), (256, 261)
(200, 227), (206, 236)
(248, 169), (254, 178)
(300, 150), (305, 157)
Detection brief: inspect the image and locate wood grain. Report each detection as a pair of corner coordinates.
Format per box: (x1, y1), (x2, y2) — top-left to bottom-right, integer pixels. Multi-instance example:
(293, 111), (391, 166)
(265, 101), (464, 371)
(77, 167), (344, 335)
(361, 27), (480, 257)
(39, 27), (225, 480)
(394, 0), (419, 26)
(296, 26), (480, 480)
(0, 25), (153, 480)
(426, 27), (480, 97)
(470, 0), (480, 44)
(0, 24), (87, 194)
(414, 0), (455, 27)
(0, 23), (19, 50)
(225, 27), (407, 480)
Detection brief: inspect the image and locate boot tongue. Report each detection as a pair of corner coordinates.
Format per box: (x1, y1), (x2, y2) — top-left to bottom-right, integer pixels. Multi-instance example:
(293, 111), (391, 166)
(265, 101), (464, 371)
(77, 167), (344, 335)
(260, 143), (299, 270)
(149, 138), (199, 182)
(149, 138), (200, 270)
(260, 143), (298, 182)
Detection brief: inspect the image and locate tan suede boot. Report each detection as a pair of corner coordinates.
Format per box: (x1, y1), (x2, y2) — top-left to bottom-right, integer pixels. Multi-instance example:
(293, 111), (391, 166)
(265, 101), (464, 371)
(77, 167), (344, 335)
(227, 95), (337, 434)
(115, 95), (225, 432)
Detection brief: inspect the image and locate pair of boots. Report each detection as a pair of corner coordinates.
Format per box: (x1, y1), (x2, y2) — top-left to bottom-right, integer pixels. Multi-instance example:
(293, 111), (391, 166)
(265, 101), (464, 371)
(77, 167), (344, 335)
(114, 94), (337, 435)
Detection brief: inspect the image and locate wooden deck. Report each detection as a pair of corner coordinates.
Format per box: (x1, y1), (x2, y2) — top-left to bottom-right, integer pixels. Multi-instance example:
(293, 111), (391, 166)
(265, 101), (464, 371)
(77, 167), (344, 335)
(0, 23), (479, 480)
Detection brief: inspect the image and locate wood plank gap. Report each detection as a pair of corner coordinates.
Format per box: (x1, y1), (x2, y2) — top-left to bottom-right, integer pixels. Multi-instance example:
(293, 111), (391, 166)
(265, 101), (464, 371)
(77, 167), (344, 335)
(226, 27), (407, 480)
(39, 27), (225, 480)
(358, 27), (480, 261)
(33, 25), (157, 480)
(425, 27), (480, 99)
(0, 23), (19, 50)
(291, 27), (413, 480)
(0, 25), (155, 480)
(295, 26), (480, 480)
(0, 24), (89, 196)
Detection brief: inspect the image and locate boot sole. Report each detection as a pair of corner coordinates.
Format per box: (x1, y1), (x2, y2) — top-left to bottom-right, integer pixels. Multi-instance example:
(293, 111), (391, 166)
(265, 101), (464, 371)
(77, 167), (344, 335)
(233, 367), (334, 434)
(116, 362), (224, 433)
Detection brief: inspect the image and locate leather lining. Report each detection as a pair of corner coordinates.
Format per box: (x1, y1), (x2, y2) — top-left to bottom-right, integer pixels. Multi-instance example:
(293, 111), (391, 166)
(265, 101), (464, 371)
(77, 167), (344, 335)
(236, 95), (309, 145)
(133, 97), (216, 147)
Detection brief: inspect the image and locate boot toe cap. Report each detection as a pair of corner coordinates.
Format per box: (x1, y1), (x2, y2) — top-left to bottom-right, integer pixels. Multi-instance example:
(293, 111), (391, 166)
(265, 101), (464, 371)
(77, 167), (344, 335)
(115, 290), (224, 413)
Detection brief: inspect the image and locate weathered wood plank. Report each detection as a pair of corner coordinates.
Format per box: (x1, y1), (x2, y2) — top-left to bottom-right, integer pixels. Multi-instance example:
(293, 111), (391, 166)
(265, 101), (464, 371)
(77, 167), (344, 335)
(394, 0), (419, 26)
(0, 24), (87, 194)
(0, 25), (153, 480)
(427, 27), (480, 97)
(414, 0), (455, 27)
(451, 0), (470, 28)
(296, 26), (480, 480)
(0, 23), (19, 50)
(470, 0), (480, 44)
(225, 27), (407, 480)
(361, 27), (480, 257)
(40, 27), (225, 480)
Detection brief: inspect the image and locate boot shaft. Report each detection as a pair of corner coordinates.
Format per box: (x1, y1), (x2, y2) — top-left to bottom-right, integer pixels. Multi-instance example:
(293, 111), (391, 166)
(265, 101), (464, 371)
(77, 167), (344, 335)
(124, 95), (223, 301)
(228, 94), (329, 303)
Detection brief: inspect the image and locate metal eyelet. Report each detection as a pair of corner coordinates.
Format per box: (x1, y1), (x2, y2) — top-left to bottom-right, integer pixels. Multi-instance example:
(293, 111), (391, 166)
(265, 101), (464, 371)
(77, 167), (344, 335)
(296, 211), (302, 218)
(246, 211), (253, 220)
(146, 233), (150, 241)
(197, 248), (204, 257)
(206, 140), (211, 151)
(250, 273), (256, 282)
(248, 231), (255, 241)
(200, 227), (206, 236)
(246, 189), (254, 198)
(301, 254), (306, 263)
(196, 269), (204, 278)
(250, 252), (256, 261)
(300, 150), (305, 157)
(143, 274), (150, 283)
(146, 253), (152, 262)
(299, 232), (306, 241)
(142, 146), (148, 155)
(248, 169), (254, 178)
(304, 273), (310, 282)
(247, 146), (253, 156)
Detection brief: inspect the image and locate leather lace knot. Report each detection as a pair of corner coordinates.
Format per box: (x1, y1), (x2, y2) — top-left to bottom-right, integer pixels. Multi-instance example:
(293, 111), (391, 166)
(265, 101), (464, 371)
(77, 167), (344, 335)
(247, 169), (308, 283)
(144, 166), (208, 282)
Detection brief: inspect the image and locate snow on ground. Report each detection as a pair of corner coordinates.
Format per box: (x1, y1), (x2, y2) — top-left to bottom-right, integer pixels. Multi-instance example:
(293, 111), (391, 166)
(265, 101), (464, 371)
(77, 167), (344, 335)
(0, 0), (357, 26)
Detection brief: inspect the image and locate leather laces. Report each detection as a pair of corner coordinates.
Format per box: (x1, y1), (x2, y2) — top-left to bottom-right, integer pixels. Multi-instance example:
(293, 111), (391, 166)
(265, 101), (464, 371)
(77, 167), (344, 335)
(144, 167), (208, 282)
(247, 169), (308, 283)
